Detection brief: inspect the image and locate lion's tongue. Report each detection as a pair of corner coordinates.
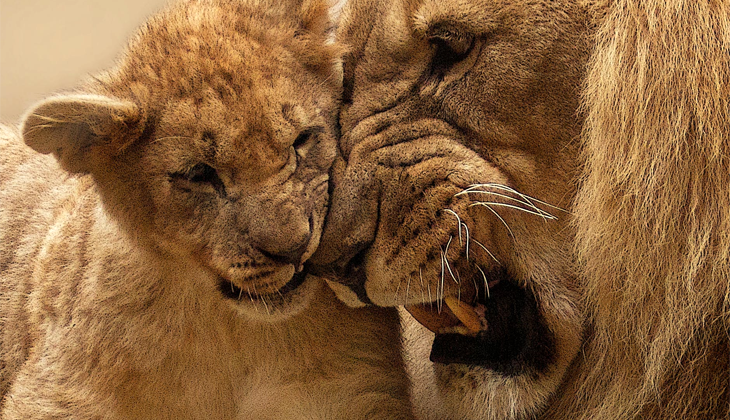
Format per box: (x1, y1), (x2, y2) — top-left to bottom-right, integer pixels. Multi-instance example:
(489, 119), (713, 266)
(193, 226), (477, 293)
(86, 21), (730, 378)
(405, 297), (486, 335)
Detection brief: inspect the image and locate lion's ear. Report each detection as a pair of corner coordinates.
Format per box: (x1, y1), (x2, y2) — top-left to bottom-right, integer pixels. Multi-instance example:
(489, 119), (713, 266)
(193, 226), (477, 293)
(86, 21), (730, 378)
(20, 94), (143, 174)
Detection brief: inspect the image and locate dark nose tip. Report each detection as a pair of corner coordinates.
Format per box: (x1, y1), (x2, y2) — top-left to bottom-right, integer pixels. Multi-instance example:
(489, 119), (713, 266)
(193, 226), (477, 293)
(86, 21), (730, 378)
(251, 214), (313, 267)
(248, 202), (314, 267)
(257, 241), (310, 267)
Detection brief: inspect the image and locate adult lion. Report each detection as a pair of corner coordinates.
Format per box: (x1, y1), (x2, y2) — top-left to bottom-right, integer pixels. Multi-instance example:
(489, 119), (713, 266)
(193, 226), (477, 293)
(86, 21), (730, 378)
(311, 0), (730, 418)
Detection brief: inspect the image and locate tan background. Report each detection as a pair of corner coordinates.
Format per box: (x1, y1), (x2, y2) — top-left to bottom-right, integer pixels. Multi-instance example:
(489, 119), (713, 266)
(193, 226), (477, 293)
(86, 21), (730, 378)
(1, 0), (171, 124)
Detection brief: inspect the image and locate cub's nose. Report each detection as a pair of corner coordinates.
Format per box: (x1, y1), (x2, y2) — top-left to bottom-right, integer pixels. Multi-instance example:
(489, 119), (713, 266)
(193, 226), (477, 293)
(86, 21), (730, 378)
(249, 214), (312, 267)
(256, 240), (310, 267)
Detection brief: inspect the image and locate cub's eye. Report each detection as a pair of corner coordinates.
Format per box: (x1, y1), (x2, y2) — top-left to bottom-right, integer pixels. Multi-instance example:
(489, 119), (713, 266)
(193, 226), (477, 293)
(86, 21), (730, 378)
(292, 127), (324, 149)
(291, 127), (324, 161)
(292, 130), (313, 149)
(169, 163), (226, 196)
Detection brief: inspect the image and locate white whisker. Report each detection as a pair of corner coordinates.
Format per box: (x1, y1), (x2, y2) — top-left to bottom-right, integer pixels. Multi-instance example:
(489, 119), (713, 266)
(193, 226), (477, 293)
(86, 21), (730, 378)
(419, 267), (430, 309)
(444, 236), (458, 284)
(475, 265), (490, 298)
(494, 183), (569, 214)
(23, 122), (55, 135)
(462, 222), (471, 260)
(471, 272), (480, 300)
(246, 284), (259, 313)
(457, 189), (555, 220)
(469, 202), (515, 239)
(471, 238), (500, 264)
(462, 183), (570, 214)
(439, 247), (446, 313)
(26, 114), (67, 124)
(444, 209), (463, 247)
(261, 298), (271, 316)
(471, 201), (557, 220)
(405, 272), (412, 305)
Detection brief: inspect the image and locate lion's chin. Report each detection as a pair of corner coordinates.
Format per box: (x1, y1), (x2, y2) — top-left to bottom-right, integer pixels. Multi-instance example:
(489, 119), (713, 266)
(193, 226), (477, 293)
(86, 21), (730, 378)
(218, 271), (321, 322)
(406, 269), (555, 376)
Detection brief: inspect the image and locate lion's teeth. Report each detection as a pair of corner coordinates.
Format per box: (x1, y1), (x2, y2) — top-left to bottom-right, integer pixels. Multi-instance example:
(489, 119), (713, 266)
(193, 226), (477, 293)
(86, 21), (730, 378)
(444, 297), (483, 334)
(437, 325), (475, 336)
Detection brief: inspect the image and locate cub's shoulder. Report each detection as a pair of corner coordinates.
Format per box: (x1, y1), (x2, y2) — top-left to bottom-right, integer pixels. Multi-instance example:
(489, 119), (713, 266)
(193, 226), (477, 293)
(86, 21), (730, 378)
(0, 124), (28, 166)
(0, 123), (67, 187)
(1, 125), (33, 182)
(1, 122), (58, 163)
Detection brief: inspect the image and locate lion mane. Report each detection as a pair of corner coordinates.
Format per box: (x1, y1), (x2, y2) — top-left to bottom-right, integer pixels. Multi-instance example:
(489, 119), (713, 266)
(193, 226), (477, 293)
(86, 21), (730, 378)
(564, 0), (730, 418)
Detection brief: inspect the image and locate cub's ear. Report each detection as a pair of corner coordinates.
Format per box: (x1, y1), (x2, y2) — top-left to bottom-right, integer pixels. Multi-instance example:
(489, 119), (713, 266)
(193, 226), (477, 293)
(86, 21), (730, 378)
(20, 94), (143, 174)
(292, 0), (346, 78)
(296, 0), (331, 37)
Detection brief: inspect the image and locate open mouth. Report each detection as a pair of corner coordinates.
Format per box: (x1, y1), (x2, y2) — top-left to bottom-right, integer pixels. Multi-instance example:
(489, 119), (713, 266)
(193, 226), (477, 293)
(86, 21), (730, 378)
(217, 269), (309, 301)
(405, 267), (555, 376)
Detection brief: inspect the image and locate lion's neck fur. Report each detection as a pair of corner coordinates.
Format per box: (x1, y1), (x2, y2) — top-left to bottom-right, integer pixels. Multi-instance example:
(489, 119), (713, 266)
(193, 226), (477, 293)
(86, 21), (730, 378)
(553, 0), (730, 418)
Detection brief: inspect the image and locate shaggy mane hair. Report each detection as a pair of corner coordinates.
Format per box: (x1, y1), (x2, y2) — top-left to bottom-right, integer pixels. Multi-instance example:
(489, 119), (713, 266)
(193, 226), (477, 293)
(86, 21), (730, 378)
(563, 0), (730, 417)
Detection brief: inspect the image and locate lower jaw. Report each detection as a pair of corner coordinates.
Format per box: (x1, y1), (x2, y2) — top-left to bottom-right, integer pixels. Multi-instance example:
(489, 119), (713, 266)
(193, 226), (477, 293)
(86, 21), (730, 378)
(406, 270), (556, 376)
(217, 270), (309, 302)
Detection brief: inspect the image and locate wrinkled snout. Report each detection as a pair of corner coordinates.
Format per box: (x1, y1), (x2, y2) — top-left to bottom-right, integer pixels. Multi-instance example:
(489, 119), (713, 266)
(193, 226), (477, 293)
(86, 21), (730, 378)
(248, 200), (313, 267)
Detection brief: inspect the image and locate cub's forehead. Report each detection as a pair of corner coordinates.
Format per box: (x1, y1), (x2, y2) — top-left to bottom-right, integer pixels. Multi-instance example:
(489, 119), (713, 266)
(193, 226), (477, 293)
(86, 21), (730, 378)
(99, 3), (326, 142)
(120, 23), (304, 100)
(97, 0), (323, 106)
(148, 73), (321, 182)
(150, 91), (299, 186)
(84, 1), (338, 181)
(155, 86), (303, 148)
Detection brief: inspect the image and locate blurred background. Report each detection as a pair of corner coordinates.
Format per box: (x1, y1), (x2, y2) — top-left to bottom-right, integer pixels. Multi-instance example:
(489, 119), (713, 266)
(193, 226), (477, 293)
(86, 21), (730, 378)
(1, 0), (170, 124)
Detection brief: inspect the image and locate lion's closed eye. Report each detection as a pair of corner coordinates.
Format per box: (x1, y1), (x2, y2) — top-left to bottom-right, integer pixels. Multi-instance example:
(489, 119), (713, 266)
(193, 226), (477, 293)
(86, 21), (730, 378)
(428, 26), (475, 73)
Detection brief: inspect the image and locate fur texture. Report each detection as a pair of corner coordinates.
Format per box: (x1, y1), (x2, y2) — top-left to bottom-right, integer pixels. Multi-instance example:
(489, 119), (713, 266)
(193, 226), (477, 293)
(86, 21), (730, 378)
(0, 0), (413, 418)
(563, 0), (730, 418)
(312, 0), (730, 418)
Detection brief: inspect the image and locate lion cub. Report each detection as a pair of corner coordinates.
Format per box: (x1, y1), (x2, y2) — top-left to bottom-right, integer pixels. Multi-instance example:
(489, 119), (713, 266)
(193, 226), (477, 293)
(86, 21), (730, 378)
(0, 0), (412, 418)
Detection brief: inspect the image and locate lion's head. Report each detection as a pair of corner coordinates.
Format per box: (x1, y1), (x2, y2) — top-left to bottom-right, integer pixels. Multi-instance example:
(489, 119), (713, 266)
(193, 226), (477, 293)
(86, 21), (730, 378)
(20, 0), (342, 321)
(311, 0), (730, 418)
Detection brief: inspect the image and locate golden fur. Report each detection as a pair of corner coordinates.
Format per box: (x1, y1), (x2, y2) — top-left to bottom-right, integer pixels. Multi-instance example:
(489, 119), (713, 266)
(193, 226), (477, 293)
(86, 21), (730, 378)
(563, 1), (730, 417)
(0, 0), (413, 418)
(312, 0), (730, 418)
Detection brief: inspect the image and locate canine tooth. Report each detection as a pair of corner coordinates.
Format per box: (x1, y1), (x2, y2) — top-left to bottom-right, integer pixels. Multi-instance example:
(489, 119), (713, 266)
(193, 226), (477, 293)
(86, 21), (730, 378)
(437, 325), (475, 336)
(444, 297), (482, 334)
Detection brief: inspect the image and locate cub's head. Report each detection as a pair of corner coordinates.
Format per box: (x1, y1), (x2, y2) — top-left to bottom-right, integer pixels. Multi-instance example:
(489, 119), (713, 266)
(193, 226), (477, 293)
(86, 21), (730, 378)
(310, 0), (592, 417)
(20, 0), (342, 320)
